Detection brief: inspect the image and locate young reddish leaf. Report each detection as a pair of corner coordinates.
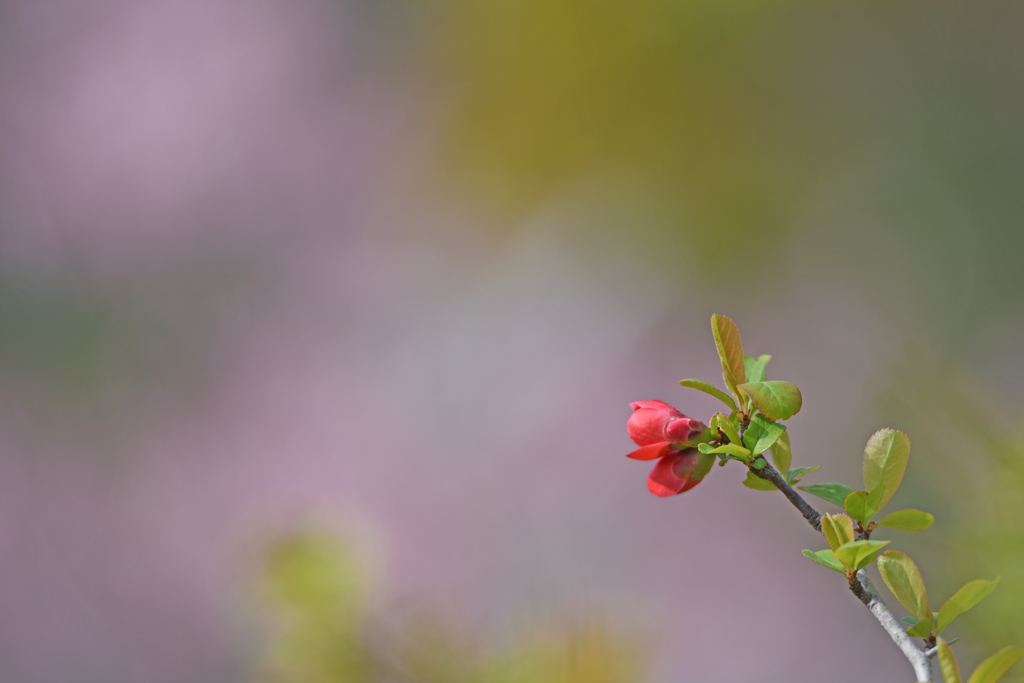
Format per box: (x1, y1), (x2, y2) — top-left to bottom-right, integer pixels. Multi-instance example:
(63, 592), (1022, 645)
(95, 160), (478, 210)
(876, 509), (935, 533)
(967, 646), (1024, 683)
(678, 379), (738, 412)
(877, 550), (930, 621)
(742, 471), (778, 490)
(798, 482), (855, 508)
(736, 381), (803, 421)
(821, 514), (855, 551)
(936, 578), (1000, 635)
(801, 549), (846, 573)
(938, 639), (963, 683)
(711, 314), (746, 389)
(844, 487), (884, 525)
(744, 354), (771, 383)
(863, 428), (911, 510)
(906, 615), (934, 638)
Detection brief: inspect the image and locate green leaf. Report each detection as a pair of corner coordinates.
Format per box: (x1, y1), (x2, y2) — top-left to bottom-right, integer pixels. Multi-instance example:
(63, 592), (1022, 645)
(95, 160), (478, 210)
(834, 539), (890, 571)
(742, 472), (778, 491)
(876, 509), (935, 533)
(877, 550), (930, 620)
(736, 381), (803, 421)
(744, 354), (771, 383)
(901, 616), (919, 626)
(786, 466), (819, 485)
(802, 549), (846, 573)
(725, 376), (742, 409)
(697, 443), (751, 457)
(711, 314), (745, 396)
(752, 457), (767, 468)
(936, 578), (1000, 635)
(821, 514), (855, 551)
(710, 413), (742, 448)
(728, 411), (744, 438)
(967, 646), (1024, 683)
(679, 380), (738, 412)
(844, 487), (884, 525)
(742, 414), (787, 456)
(771, 431), (793, 479)
(863, 428), (911, 510)
(938, 639), (963, 683)
(906, 615), (934, 638)
(798, 483), (855, 507)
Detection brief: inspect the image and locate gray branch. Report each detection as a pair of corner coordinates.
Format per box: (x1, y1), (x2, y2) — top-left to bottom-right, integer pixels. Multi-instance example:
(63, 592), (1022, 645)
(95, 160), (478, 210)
(748, 462), (821, 531)
(748, 462), (932, 682)
(850, 570), (934, 681)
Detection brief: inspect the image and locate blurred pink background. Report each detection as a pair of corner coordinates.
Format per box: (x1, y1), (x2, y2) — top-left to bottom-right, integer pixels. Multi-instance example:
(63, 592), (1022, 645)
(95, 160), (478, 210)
(2, 1), (1023, 681)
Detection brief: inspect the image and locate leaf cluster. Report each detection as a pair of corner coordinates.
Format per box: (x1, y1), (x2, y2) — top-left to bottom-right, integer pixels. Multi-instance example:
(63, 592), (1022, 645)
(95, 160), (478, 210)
(798, 429), (932, 532)
(802, 513), (889, 576)
(876, 549), (1002, 642)
(673, 315), (1022, 683)
(795, 423), (999, 648)
(682, 315), (809, 487)
(701, 314), (804, 423)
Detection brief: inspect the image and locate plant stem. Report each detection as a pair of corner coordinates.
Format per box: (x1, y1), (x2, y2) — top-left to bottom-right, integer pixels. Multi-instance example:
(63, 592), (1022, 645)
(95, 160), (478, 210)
(748, 462), (933, 682)
(850, 570), (934, 682)
(748, 462), (821, 532)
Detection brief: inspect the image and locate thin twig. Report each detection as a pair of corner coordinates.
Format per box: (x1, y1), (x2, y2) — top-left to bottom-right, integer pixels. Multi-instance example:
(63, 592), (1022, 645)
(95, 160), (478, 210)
(748, 463), (821, 531)
(748, 462), (932, 682)
(924, 639), (957, 659)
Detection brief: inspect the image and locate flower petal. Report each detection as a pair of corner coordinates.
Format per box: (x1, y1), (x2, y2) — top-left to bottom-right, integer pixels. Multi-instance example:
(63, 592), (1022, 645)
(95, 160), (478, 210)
(626, 441), (672, 461)
(664, 417), (705, 444)
(627, 400), (683, 446)
(647, 455), (689, 497)
(629, 400), (676, 412)
(647, 449), (715, 497)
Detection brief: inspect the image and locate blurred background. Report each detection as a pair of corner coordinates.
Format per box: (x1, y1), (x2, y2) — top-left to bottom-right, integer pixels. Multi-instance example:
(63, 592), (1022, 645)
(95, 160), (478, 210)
(1, 1), (1023, 681)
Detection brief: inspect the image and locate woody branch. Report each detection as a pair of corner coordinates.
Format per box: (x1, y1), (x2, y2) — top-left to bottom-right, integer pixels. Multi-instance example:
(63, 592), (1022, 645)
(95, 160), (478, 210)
(749, 463), (933, 682)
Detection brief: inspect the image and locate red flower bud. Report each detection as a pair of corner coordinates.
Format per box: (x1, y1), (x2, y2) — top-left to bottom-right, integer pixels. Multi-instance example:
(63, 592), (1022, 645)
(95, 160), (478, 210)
(625, 400), (714, 497)
(646, 447), (715, 497)
(626, 400), (708, 452)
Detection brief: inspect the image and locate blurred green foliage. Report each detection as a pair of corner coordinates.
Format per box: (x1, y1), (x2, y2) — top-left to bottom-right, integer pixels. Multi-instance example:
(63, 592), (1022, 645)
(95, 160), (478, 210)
(256, 534), (373, 683)
(435, 0), (806, 253)
(251, 531), (648, 683)
(0, 277), (120, 397)
(429, 0), (1024, 324)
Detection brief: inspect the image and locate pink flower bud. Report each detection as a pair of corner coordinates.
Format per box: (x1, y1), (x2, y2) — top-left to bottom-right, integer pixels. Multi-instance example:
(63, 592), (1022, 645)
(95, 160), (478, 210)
(625, 400), (714, 497)
(626, 400), (708, 452)
(646, 448), (715, 497)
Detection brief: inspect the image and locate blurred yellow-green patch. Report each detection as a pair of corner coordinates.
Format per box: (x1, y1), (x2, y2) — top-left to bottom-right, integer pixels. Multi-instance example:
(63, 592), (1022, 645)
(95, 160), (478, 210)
(250, 532), (648, 683)
(431, 0), (830, 260)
